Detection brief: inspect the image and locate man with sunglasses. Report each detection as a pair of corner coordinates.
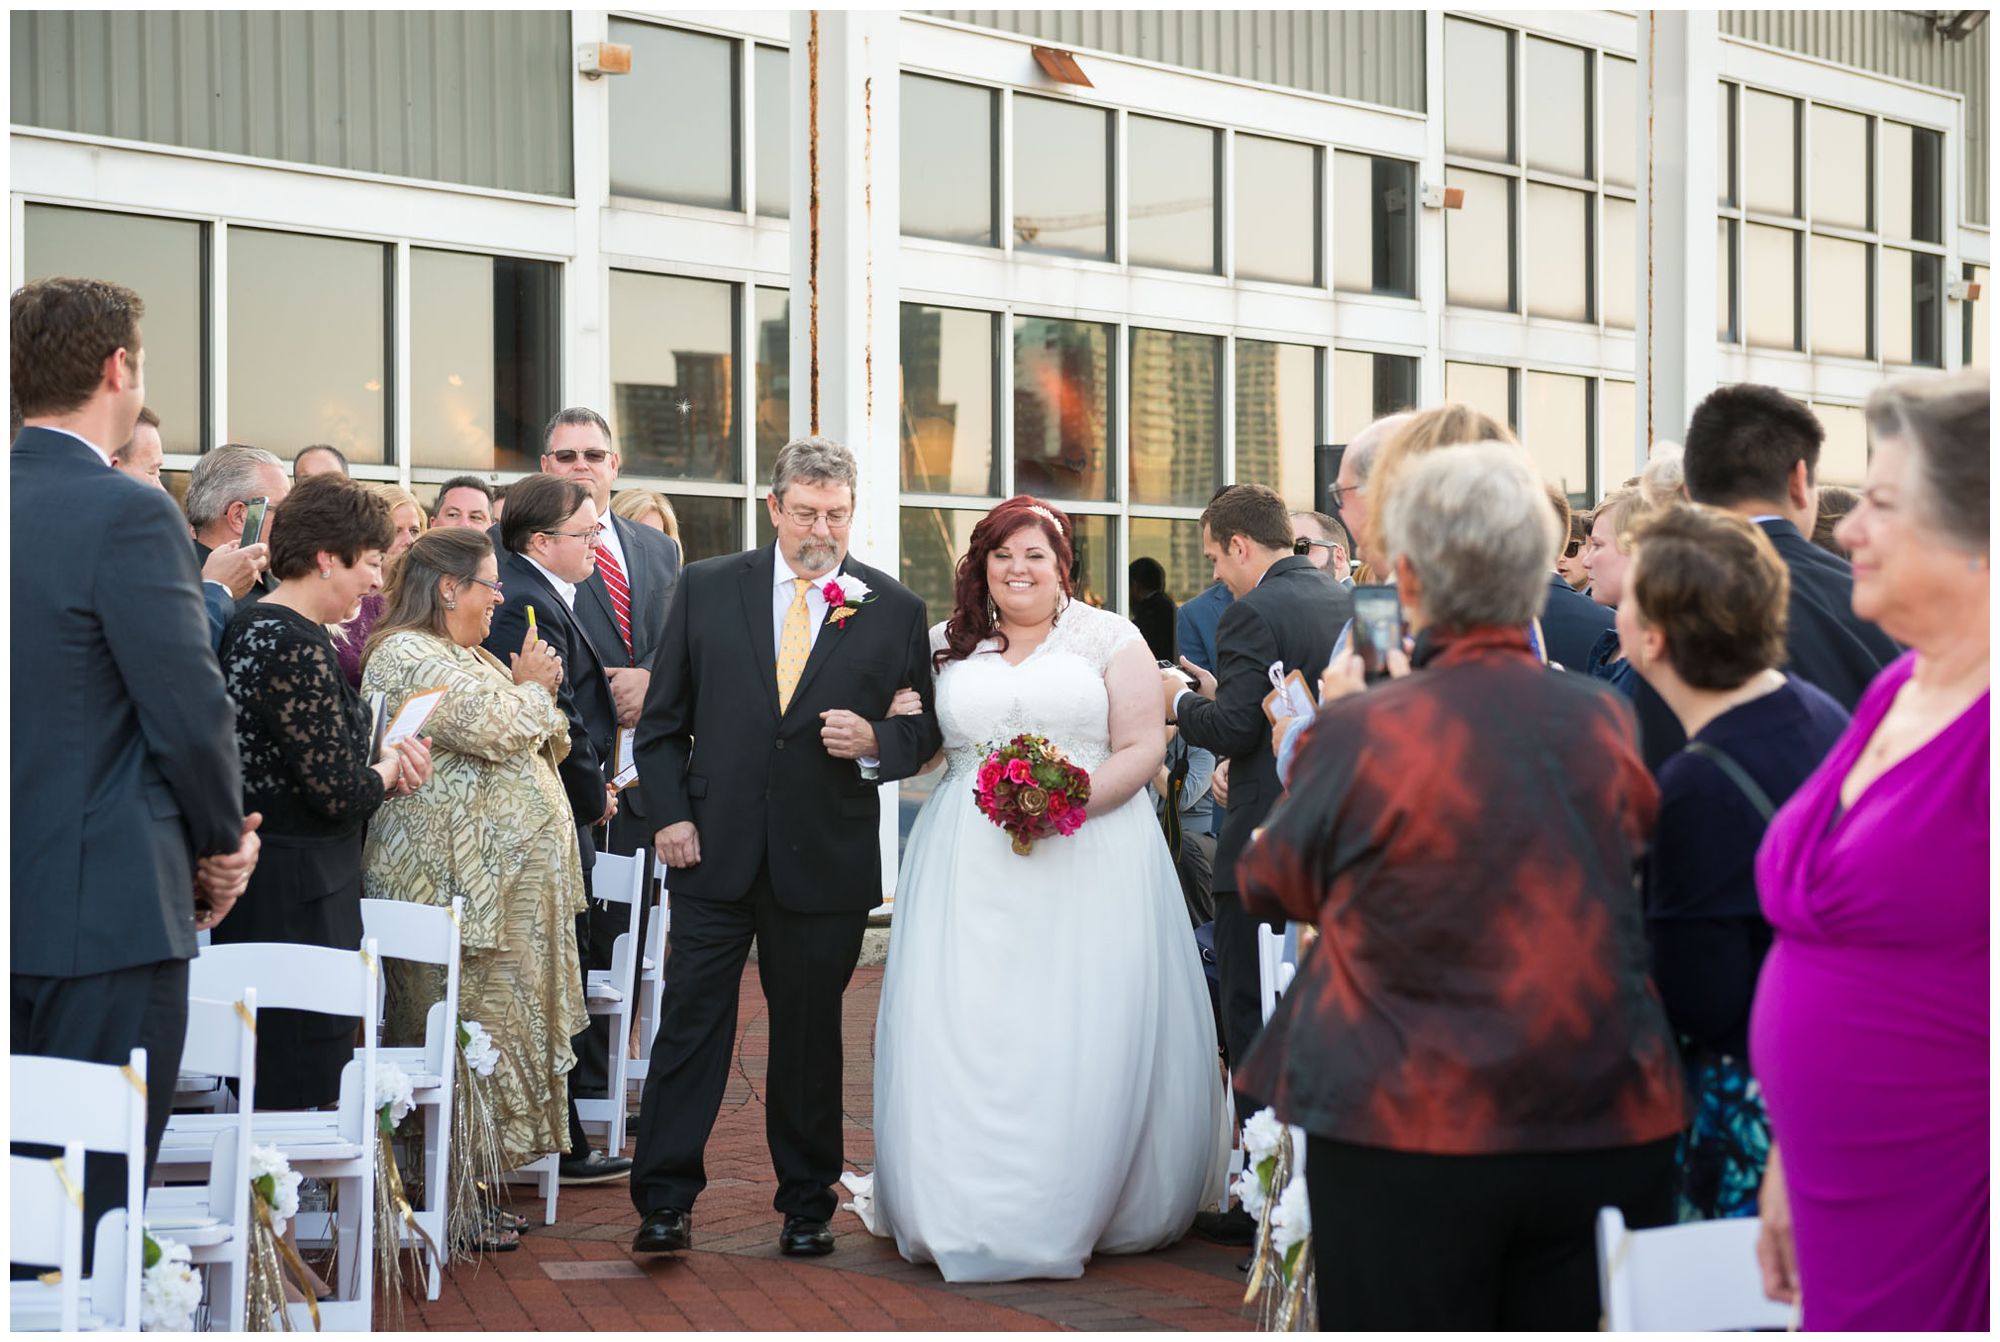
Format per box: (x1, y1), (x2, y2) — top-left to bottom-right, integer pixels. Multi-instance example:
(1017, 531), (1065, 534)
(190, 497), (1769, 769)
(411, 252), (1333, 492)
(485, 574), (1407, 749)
(540, 407), (683, 1113)
(1291, 510), (1352, 586)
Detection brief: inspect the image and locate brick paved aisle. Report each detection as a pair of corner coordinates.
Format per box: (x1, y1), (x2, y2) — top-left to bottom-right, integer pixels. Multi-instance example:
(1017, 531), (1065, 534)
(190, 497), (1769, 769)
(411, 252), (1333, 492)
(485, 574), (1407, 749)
(405, 963), (1255, 1332)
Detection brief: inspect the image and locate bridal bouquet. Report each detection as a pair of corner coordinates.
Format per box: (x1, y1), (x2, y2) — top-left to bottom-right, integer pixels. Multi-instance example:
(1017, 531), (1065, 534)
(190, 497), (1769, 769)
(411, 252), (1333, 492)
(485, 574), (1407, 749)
(973, 734), (1091, 856)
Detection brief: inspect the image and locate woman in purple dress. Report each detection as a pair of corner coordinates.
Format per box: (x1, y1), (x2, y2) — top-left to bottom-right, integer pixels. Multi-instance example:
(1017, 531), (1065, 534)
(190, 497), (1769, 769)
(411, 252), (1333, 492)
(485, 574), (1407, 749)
(1750, 369), (1989, 1330)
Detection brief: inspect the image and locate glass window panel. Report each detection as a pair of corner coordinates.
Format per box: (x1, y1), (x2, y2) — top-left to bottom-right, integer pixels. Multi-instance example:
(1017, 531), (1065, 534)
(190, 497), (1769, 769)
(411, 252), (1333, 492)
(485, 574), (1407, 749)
(1234, 340), (1319, 503)
(1718, 218), (1736, 340)
(1881, 121), (1943, 243)
(1742, 223), (1798, 350)
(1525, 37), (1589, 178)
(22, 205), (205, 455)
(1603, 380), (1636, 471)
(1603, 57), (1636, 190)
(1128, 116), (1217, 273)
(609, 270), (738, 482)
(1446, 168), (1514, 310)
(901, 75), (994, 245)
(228, 229), (387, 463)
(1332, 350), (1420, 444)
(1526, 184), (1591, 322)
(1066, 512), (1115, 612)
(1809, 235), (1869, 359)
(1524, 371), (1591, 500)
(1234, 135), (1320, 285)
(410, 249), (561, 473)
(1444, 18), (1512, 163)
(1013, 316), (1113, 502)
(1812, 403), (1869, 487)
(900, 304), (998, 495)
(1129, 517), (1208, 608)
(1012, 94), (1110, 260)
(1809, 105), (1870, 230)
(1881, 249), (1942, 367)
(1968, 264), (1990, 368)
(663, 493), (743, 563)
(1129, 329), (1221, 508)
(753, 287), (790, 483)
(1333, 153), (1416, 296)
(609, 20), (737, 209)
(1445, 361), (1513, 430)
(1718, 83), (1736, 206)
(754, 45), (790, 218)
(1603, 197), (1635, 329)
(898, 506), (987, 633)
(1741, 90), (1799, 217)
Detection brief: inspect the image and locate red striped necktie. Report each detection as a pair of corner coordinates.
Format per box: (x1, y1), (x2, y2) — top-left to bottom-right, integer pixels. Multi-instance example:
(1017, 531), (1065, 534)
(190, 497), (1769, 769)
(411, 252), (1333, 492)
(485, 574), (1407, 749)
(596, 534), (634, 657)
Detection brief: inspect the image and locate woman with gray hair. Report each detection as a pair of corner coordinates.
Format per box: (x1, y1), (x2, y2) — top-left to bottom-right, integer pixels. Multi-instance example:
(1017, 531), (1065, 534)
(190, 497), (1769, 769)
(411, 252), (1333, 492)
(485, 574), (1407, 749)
(1236, 442), (1687, 1330)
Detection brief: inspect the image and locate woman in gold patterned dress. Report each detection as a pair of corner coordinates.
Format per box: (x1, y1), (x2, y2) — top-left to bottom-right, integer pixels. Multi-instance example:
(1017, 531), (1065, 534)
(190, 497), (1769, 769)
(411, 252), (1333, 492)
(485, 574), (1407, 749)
(359, 527), (588, 1186)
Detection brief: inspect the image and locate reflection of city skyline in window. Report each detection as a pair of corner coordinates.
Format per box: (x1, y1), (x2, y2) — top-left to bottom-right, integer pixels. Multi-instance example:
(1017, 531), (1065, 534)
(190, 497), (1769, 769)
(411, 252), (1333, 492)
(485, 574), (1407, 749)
(1235, 340), (1319, 508)
(609, 270), (738, 482)
(1129, 328), (1220, 508)
(901, 305), (998, 496)
(665, 493), (742, 564)
(1014, 316), (1113, 502)
(754, 287), (790, 483)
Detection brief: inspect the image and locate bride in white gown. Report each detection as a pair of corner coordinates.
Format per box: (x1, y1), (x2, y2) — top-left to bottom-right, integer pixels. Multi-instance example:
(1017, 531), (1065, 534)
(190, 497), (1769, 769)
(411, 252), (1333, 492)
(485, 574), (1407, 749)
(844, 496), (1228, 1282)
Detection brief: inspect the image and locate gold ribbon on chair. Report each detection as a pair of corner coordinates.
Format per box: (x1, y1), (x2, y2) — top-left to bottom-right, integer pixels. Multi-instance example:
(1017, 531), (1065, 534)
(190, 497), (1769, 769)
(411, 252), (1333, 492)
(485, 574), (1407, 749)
(374, 1127), (441, 1329)
(234, 1000), (258, 1034)
(446, 1050), (508, 1267)
(245, 1193), (320, 1332)
(119, 1064), (148, 1101)
(1241, 1130), (1317, 1332)
(48, 1155), (82, 1210)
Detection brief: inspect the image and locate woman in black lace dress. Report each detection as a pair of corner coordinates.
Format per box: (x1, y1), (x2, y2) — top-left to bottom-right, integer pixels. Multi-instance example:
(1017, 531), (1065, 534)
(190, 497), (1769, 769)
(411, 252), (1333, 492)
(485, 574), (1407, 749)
(213, 474), (434, 1109)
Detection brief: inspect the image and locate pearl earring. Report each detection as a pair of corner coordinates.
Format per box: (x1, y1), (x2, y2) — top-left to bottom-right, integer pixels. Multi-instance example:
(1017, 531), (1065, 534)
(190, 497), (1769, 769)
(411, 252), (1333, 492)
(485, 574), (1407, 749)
(320, 569), (331, 580)
(443, 596), (457, 610)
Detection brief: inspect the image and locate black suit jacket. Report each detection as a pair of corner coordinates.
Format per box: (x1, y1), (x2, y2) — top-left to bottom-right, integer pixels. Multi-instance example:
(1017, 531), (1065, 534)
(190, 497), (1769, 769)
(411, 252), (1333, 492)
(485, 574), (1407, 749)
(484, 547), (617, 869)
(11, 427), (245, 977)
(1175, 555), (1351, 894)
(574, 514), (682, 830)
(1540, 573), (1616, 673)
(193, 538), (277, 612)
(1757, 518), (1900, 712)
(633, 546), (944, 913)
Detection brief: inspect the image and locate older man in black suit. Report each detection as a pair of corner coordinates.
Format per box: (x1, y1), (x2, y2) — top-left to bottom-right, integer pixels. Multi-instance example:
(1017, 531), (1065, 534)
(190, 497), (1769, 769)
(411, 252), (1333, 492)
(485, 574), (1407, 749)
(11, 277), (260, 1247)
(1683, 384), (1900, 711)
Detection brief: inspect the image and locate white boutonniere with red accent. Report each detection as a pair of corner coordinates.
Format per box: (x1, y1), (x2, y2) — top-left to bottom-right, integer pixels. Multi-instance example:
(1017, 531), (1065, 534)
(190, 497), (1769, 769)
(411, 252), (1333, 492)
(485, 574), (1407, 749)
(820, 574), (873, 629)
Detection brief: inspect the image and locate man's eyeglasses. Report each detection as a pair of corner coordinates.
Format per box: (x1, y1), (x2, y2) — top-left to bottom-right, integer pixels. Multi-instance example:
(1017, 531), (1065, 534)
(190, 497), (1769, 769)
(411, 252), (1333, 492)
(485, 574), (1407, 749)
(782, 507), (854, 530)
(467, 576), (504, 595)
(548, 449), (612, 465)
(1330, 482), (1365, 511)
(1293, 538), (1341, 557)
(538, 528), (601, 544)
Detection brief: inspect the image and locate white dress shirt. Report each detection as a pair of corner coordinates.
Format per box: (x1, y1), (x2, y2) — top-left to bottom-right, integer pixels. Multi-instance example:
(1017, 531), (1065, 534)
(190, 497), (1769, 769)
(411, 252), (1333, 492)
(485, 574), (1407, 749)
(527, 556), (579, 611)
(772, 545), (834, 651)
(595, 509), (631, 580)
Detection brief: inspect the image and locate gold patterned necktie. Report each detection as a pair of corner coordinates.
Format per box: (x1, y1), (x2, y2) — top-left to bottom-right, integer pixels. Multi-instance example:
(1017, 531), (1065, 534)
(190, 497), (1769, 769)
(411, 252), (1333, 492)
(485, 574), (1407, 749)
(776, 576), (812, 713)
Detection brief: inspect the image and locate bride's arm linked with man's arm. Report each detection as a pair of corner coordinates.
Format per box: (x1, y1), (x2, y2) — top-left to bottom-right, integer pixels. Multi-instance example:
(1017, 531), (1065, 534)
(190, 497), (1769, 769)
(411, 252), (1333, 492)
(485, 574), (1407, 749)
(1085, 639), (1172, 818)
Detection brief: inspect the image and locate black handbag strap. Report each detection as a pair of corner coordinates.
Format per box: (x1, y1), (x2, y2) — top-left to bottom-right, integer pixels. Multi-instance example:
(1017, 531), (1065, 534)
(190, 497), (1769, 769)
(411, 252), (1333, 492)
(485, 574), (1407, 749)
(1161, 751), (1189, 852)
(1681, 740), (1777, 823)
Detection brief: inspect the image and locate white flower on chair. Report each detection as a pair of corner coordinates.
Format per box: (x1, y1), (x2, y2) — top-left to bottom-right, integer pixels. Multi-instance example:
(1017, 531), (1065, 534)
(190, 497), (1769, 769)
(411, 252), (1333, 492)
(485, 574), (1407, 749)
(374, 1062), (416, 1131)
(458, 1020), (500, 1078)
(247, 1144), (302, 1236)
(1269, 1177), (1311, 1257)
(139, 1234), (202, 1331)
(1233, 1167), (1268, 1219)
(1242, 1108), (1285, 1166)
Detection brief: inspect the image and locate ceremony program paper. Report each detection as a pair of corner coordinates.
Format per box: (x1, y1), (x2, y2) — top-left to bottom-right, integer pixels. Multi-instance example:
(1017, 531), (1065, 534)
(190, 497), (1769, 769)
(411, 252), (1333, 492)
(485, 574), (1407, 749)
(382, 686), (448, 750)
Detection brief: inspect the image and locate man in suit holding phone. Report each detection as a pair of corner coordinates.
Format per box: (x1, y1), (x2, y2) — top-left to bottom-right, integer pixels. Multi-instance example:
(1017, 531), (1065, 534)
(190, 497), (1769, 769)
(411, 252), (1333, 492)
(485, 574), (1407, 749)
(187, 443), (287, 611)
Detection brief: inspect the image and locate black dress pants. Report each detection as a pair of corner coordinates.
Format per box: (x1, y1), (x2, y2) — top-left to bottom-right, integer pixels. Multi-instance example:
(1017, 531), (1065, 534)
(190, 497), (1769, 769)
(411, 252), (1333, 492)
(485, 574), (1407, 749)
(11, 959), (190, 1265)
(1211, 888), (1272, 1108)
(629, 862), (867, 1222)
(1305, 1134), (1678, 1331)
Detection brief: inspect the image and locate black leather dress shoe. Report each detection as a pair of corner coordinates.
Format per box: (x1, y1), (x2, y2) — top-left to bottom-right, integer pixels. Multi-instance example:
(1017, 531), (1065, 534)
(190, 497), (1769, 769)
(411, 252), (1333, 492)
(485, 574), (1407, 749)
(1193, 1206), (1258, 1246)
(778, 1215), (835, 1257)
(633, 1209), (692, 1255)
(558, 1151), (633, 1185)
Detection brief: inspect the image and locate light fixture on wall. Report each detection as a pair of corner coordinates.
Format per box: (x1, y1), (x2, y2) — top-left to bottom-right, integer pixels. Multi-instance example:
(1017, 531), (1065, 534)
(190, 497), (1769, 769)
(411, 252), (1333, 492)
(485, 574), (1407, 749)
(1946, 277), (1982, 302)
(1421, 182), (1466, 210)
(1031, 46), (1093, 88)
(578, 42), (633, 80)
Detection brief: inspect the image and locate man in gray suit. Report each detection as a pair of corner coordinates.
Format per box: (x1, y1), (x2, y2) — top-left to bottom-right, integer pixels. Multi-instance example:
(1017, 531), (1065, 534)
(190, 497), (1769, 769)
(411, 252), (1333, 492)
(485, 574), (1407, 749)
(540, 407), (684, 1097)
(11, 277), (261, 1238)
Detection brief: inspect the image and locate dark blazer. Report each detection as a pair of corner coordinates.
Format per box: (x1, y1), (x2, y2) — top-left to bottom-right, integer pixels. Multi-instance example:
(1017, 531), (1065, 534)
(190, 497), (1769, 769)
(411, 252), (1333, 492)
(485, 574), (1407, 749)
(202, 580), (234, 653)
(633, 546), (943, 913)
(11, 427), (244, 977)
(1174, 555), (1350, 894)
(193, 538), (276, 612)
(1540, 573), (1615, 673)
(574, 513), (682, 832)
(484, 546), (616, 870)
(1756, 518), (1900, 712)
(1174, 581), (1234, 675)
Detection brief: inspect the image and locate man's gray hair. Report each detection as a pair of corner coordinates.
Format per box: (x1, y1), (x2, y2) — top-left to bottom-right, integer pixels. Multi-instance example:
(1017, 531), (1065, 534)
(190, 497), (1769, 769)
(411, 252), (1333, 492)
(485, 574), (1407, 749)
(1381, 441), (1557, 631)
(185, 444), (283, 528)
(770, 435), (858, 501)
(1346, 411), (1413, 484)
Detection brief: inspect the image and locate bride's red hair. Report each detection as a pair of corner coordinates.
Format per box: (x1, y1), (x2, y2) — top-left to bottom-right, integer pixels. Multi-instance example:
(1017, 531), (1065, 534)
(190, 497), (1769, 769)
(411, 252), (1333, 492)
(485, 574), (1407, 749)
(934, 495), (1074, 668)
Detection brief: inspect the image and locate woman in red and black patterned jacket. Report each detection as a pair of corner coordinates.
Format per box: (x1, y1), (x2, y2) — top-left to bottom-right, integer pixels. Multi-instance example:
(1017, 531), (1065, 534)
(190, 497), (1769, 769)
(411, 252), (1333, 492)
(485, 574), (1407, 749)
(1238, 442), (1687, 1332)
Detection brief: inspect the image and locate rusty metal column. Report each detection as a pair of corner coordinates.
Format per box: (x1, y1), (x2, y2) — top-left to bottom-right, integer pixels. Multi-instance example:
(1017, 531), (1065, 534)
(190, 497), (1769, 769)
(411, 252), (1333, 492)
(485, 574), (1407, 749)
(1632, 11), (1718, 468)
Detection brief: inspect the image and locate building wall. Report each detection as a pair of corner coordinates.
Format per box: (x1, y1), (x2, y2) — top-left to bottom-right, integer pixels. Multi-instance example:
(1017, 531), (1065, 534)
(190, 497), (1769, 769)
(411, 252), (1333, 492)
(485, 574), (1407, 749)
(9, 9), (573, 197)
(925, 10), (1425, 112)
(1722, 9), (1988, 225)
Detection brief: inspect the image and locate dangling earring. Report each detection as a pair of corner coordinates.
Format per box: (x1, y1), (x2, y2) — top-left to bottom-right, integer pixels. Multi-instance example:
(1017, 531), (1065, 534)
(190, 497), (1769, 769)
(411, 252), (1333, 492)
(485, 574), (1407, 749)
(985, 595), (999, 626)
(1050, 591), (1065, 627)
(443, 596), (457, 611)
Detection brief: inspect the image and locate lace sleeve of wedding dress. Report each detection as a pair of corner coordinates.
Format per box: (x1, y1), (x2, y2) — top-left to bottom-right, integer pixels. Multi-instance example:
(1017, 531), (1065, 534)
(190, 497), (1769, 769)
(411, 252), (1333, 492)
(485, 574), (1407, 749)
(1052, 600), (1146, 674)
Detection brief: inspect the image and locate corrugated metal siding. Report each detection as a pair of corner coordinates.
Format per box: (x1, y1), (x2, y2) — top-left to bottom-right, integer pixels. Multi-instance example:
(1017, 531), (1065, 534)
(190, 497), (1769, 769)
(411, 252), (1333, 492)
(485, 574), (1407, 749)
(1722, 10), (1988, 225)
(925, 10), (1425, 112)
(10, 10), (573, 197)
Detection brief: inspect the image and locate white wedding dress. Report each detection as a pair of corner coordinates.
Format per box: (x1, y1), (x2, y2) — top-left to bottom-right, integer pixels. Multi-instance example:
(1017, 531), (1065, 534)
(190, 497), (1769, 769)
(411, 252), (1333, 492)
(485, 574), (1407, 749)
(843, 603), (1229, 1282)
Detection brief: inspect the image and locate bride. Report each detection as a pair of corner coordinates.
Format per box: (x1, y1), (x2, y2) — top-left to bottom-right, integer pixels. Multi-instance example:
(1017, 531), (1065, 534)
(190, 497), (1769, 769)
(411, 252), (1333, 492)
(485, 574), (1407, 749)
(845, 494), (1228, 1282)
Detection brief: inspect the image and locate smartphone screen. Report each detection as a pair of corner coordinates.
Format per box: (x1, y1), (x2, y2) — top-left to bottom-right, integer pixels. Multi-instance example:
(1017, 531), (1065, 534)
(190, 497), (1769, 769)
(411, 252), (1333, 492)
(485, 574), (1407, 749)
(1349, 584), (1404, 683)
(239, 497), (270, 549)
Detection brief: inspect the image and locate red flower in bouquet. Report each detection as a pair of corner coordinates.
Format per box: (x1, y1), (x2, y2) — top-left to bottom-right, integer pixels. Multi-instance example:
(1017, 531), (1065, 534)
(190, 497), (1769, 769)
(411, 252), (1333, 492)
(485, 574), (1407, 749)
(972, 733), (1092, 856)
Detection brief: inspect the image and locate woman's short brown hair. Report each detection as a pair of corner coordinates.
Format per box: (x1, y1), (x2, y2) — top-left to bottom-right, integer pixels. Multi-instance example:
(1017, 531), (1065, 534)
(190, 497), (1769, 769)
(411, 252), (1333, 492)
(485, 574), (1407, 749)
(1627, 505), (1790, 691)
(267, 473), (395, 580)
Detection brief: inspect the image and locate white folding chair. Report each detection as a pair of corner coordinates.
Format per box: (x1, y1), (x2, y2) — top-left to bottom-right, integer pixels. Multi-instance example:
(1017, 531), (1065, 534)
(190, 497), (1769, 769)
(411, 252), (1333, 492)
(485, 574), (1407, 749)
(1596, 1207), (1795, 1331)
(1220, 924), (1305, 1213)
(10, 1049), (148, 1331)
(576, 849), (646, 1158)
(625, 864), (671, 1095)
(175, 941), (381, 1331)
(502, 1153), (559, 1226)
(360, 896), (462, 1300)
(147, 994), (258, 1331)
